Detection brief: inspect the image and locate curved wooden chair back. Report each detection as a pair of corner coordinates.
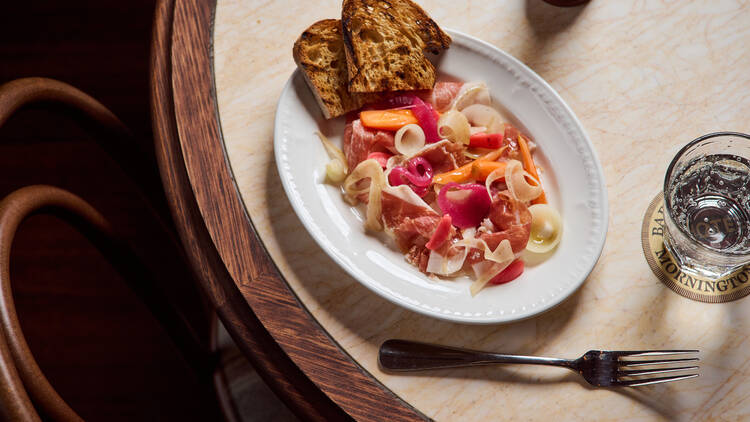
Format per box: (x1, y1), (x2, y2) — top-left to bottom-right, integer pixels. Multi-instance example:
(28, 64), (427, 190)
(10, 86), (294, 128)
(0, 186), (153, 421)
(0, 78), (223, 421)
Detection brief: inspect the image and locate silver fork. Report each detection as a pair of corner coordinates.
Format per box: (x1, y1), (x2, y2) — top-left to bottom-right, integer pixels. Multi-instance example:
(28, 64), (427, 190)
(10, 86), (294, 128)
(379, 339), (699, 387)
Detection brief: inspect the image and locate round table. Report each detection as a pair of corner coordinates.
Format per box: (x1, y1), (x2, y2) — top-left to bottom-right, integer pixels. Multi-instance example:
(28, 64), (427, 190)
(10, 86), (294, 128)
(151, 0), (750, 420)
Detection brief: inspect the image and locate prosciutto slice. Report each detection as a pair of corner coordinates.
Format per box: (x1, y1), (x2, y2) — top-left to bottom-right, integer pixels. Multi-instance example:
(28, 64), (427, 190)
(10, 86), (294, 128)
(380, 186), (441, 252)
(412, 140), (471, 173)
(463, 195), (531, 266)
(489, 195), (532, 232)
(484, 195), (531, 254)
(478, 229), (528, 256)
(343, 119), (396, 171)
(420, 81), (463, 112)
(406, 245), (432, 273)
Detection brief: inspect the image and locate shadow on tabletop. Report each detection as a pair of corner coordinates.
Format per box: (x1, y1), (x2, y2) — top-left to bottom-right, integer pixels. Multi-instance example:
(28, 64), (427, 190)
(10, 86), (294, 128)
(516, 0), (588, 67)
(525, 0), (587, 37)
(624, 252), (741, 420)
(613, 284), (682, 420)
(648, 262), (745, 420)
(379, 363), (587, 386)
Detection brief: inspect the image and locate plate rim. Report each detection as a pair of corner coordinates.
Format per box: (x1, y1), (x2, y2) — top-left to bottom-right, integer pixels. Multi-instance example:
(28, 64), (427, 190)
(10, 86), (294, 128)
(274, 29), (609, 324)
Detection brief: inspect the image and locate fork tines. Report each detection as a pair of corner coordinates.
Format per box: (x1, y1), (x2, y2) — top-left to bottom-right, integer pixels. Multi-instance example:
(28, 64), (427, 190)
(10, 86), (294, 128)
(616, 350), (699, 387)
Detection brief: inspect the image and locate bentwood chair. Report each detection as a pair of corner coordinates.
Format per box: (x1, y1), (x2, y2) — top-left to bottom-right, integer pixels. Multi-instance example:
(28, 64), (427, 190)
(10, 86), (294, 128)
(0, 78), (289, 421)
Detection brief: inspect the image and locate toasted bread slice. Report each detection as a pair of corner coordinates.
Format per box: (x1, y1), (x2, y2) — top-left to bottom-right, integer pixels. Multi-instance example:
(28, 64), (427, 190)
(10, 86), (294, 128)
(293, 19), (377, 119)
(341, 0), (451, 93)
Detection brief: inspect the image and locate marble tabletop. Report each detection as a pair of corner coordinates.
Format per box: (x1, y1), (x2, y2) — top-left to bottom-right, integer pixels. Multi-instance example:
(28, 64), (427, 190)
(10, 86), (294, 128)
(213, 1), (750, 420)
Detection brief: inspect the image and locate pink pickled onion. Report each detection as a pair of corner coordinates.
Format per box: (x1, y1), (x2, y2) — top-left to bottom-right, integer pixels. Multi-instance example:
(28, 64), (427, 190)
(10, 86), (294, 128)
(388, 166), (409, 187)
(411, 185), (429, 197)
(410, 97), (440, 144)
(426, 214), (453, 250)
(430, 105), (440, 122)
(406, 157), (433, 187)
(388, 167), (429, 197)
(380, 95), (439, 143)
(437, 183), (491, 229)
(388, 157), (434, 197)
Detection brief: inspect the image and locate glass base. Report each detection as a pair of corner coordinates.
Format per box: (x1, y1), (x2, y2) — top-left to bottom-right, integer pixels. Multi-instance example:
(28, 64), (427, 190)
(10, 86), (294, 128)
(663, 232), (743, 279)
(642, 192), (750, 303)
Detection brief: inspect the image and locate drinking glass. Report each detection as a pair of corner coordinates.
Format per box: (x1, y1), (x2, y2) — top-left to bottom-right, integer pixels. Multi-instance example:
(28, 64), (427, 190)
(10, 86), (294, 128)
(663, 132), (750, 278)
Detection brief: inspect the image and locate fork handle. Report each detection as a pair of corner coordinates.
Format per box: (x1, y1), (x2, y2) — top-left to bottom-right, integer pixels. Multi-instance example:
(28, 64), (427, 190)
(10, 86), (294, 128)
(379, 339), (574, 371)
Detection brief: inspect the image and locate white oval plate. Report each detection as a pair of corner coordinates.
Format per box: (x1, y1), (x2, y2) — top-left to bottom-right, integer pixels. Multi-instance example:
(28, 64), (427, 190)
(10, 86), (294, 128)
(274, 30), (607, 324)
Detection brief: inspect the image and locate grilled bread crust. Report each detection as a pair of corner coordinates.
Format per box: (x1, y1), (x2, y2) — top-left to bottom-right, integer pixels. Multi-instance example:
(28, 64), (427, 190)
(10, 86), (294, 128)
(342, 0), (451, 93)
(293, 19), (377, 118)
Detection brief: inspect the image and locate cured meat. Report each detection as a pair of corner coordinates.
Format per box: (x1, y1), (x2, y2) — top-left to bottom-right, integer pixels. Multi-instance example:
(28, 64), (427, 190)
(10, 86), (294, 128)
(380, 188), (441, 252)
(484, 195), (531, 254)
(464, 195), (531, 265)
(478, 228), (528, 256)
(502, 125), (523, 161)
(412, 140), (470, 174)
(406, 245), (431, 273)
(420, 81), (463, 112)
(488, 194), (531, 232)
(343, 119), (396, 170)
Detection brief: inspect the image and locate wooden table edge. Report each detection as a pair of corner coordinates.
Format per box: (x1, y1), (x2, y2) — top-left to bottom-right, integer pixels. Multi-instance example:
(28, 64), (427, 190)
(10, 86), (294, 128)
(149, 0), (427, 421)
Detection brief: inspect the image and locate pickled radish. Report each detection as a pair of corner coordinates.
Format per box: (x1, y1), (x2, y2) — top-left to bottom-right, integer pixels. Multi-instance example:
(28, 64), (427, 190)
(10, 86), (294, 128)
(437, 183), (491, 229)
(489, 259), (524, 285)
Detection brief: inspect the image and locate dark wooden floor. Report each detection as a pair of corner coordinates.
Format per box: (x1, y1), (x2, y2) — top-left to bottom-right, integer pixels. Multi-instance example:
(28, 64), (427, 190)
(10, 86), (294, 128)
(1, 2), (222, 420)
